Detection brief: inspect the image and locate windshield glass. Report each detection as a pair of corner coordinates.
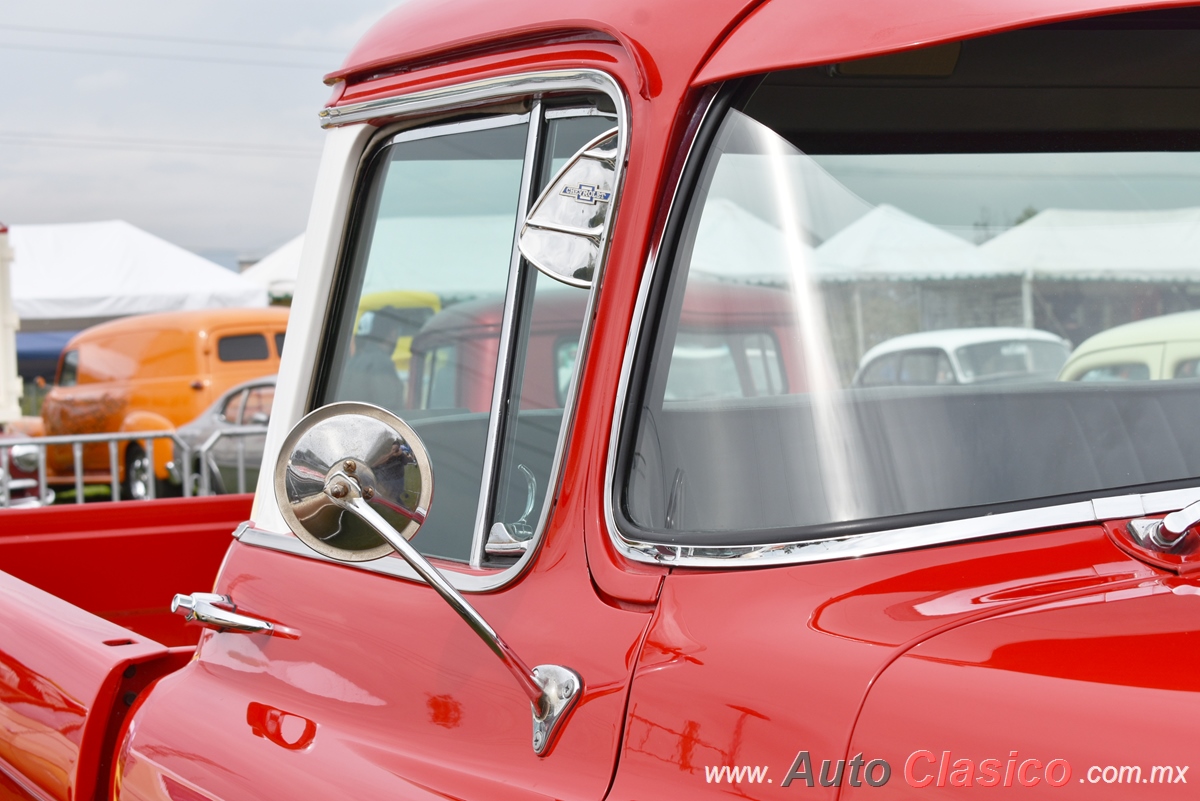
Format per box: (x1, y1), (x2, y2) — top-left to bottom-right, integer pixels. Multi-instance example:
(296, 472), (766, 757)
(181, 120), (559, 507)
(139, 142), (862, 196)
(622, 30), (1200, 544)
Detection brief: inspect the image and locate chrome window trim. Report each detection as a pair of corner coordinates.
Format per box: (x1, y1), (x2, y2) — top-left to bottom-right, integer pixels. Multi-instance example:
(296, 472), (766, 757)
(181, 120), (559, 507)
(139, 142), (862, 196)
(545, 107), (617, 120)
(388, 111), (529, 145)
(319, 71), (621, 129)
(601, 91), (1200, 570)
(605, 487), (1200, 568)
(242, 69), (629, 593)
(469, 99), (543, 569)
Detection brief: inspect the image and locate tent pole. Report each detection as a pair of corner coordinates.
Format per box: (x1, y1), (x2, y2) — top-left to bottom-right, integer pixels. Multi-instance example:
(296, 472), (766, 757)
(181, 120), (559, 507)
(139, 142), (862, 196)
(853, 283), (865, 359)
(0, 224), (21, 425)
(1021, 271), (1034, 328)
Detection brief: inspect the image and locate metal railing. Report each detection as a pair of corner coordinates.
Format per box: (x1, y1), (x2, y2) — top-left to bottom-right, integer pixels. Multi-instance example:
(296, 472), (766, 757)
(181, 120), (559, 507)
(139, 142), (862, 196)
(191, 426), (270, 496)
(0, 426), (269, 508)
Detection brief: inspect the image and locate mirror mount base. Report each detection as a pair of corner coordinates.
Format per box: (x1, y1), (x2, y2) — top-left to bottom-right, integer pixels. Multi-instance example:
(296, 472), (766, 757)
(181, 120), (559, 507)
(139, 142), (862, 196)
(531, 664), (581, 756)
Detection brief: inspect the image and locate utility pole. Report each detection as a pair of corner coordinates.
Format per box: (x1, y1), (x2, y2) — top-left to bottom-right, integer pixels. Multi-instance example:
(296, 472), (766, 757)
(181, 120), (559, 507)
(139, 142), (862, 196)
(0, 223), (22, 427)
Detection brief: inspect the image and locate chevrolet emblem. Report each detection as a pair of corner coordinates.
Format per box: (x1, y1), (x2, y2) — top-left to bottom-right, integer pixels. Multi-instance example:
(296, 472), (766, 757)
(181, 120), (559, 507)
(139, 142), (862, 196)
(560, 183), (612, 205)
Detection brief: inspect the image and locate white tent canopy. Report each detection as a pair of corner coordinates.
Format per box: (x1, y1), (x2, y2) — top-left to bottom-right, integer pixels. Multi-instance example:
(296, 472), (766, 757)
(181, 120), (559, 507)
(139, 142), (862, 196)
(360, 215), (517, 297)
(9, 220), (267, 330)
(981, 207), (1200, 281)
(815, 204), (1013, 281)
(241, 233), (304, 299)
(690, 198), (816, 284)
(241, 215), (533, 302)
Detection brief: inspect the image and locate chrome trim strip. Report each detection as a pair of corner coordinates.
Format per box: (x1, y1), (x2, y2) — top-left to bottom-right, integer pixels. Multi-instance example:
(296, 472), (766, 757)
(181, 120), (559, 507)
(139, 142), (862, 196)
(238, 524), (543, 592)
(244, 69), (629, 593)
(545, 107), (617, 120)
(320, 70), (620, 129)
(524, 219), (603, 239)
(602, 89), (715, 562)
(599, 90), (1200, 570)
(470, 99), (543, 569)
(389, 112), (529, 145)
(607, 486), (1200, 568)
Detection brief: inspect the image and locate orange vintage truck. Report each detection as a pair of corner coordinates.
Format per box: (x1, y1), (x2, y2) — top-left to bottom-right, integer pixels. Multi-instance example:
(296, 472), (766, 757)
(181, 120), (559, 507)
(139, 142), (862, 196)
(38, 307), (288, 498)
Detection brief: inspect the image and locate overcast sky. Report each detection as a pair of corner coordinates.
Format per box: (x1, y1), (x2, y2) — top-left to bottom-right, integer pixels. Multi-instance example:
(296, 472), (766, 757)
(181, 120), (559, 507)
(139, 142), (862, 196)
(0, 0), (399, 267)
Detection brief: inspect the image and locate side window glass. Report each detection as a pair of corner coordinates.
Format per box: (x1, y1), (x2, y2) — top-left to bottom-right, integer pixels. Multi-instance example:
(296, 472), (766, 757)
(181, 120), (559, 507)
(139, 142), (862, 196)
(220, 390), (247, 422)
(665, 333), (742, 400)
(1176, 358), (1200, 378)
(554, 339), (579, 406)
(488, 113), (617, 553)
(1078, 363), (1151, 381)
(218, 334), (269, 362)
(58, 350), (79, 387)
(243, 385), (274, 424)
(424, 345), (458, 409)
(743, 332), (786, 395)
(859, 354), (899, 386)
(322, 118), (529, 562)
(899, 350), (954, 385)
(274, 332), (285, 356)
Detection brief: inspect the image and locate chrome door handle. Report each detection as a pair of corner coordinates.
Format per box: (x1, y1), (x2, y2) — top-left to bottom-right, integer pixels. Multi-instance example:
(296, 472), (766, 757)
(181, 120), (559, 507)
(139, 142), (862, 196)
(171, 592), (275, 635)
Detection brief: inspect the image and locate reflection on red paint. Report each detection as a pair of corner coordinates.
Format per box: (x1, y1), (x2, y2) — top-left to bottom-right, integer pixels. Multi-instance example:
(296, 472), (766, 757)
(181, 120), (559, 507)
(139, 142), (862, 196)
(161, 774), (216, 801)
(426, 694), (463, 729)
(245, 702), (316, 751)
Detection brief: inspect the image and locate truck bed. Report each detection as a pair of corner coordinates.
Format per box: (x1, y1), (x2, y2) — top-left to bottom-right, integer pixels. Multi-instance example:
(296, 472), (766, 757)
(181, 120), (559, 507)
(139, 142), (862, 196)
(0, 495), (250, 801)
(0, 494), (250, 646)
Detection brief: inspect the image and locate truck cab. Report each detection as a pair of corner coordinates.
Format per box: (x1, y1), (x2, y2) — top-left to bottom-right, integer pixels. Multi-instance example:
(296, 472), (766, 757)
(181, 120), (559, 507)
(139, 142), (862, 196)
(6, 1), (1200, 800)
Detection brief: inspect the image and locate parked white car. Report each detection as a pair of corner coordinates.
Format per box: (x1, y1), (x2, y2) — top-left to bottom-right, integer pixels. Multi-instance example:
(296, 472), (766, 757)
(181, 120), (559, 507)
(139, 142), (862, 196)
(854, 327), (1072, 387)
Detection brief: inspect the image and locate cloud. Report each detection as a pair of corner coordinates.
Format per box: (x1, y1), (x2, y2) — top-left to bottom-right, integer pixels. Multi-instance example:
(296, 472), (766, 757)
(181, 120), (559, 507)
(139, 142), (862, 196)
(75, 68), (129, 92)
(0, 0), (400, 255)
(285, 3), (398, 49)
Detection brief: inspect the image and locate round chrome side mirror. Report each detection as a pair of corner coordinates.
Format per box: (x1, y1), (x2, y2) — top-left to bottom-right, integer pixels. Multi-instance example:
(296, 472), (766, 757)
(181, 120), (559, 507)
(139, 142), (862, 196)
(274, 402), (432, 562)
(274, 401), (582, 756)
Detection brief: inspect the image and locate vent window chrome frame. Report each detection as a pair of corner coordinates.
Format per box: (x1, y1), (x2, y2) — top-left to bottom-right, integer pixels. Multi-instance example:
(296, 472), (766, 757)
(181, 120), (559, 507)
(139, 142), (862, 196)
(603, 81), (1200, 570)
(241, 70), (629, 593)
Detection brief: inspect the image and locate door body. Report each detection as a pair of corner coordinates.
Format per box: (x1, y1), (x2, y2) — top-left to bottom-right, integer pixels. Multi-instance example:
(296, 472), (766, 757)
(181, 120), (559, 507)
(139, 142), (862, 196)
(610, 526), (1167, 799)
(846, 552), (1200, 798)
(112, 16), (704, 797)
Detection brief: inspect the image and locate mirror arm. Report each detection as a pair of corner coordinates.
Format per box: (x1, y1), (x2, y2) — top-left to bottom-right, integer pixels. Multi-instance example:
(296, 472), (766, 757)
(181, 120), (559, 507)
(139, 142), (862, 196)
(325, 471), (581, 755)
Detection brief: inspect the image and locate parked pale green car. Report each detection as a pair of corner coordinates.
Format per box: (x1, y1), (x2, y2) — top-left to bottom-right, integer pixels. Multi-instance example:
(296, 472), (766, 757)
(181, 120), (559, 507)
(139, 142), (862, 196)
(1059, 310), (1200, 381)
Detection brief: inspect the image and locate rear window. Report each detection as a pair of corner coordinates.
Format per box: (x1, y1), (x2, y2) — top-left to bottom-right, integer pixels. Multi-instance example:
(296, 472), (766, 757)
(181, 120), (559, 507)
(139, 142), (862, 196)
(218, 334), (269, 362)
(620, 16), (1200, 547)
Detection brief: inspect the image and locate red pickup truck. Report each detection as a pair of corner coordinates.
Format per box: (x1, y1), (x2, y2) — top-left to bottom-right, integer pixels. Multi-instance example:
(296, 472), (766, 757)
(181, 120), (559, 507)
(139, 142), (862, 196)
(6, 1), (1200, 799)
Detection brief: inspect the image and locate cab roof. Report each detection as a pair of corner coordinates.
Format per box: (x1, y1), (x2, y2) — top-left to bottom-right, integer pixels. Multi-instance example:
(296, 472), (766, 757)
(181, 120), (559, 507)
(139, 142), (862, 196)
(861, 328), (1069, 364)
(325, 0), (753, 87)
(328, 0), (1197, 90)
(1070, 309), (1200, 353)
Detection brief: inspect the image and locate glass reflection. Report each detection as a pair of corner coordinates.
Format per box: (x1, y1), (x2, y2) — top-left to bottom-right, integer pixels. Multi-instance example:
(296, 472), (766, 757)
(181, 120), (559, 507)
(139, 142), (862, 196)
(624, 107), (1200, 543)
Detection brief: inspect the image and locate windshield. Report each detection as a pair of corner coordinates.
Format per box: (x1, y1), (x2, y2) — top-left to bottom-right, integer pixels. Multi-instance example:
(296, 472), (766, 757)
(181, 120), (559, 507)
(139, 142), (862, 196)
(621, 28), (1200, 544)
